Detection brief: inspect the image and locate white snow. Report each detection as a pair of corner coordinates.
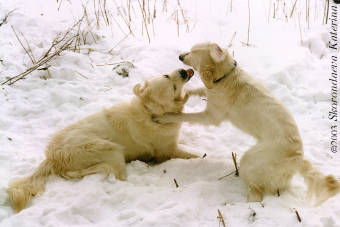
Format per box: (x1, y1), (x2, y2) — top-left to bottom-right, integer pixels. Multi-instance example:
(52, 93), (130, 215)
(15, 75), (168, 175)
(0, 0), (339, 226)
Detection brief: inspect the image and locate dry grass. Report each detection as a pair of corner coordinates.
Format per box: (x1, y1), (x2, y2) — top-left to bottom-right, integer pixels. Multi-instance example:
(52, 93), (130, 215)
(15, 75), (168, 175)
(2, 17), (86, 85)
(324, 0), (329, 24)
(2, 0), (327, 85)
(217, 209), (226, 227)
(0, 9), (15, 27)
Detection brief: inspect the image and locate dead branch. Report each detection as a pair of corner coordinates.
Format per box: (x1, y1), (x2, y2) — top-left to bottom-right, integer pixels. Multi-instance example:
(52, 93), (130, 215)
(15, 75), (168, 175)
(177, 0), (190, 32)
(290, 0), (298, 18)
(75, 71), (89, 79)
(2, 36), (74, 85)
(246, 0), (251, 45)
(217, 209), (226, 227)
(108, 34), (129, 54)
(294, 209), (302, 222)
(57, 0), (63, 11)
(137, 0), (151, 43)
(228, 31), (237, 47)
(10, 25), (36, 65)
(103, 0), (110, 26)
(218, 170), (236, 180)
(2, 16), (86, 85)
(173, 178), (179, 188)
(21, 31), (37, 63)
(232, 152), (239, 176)
(96, 60), (134, 67)
(0, 9), (15, 27)
(325, 0), (329, 24)
(113, 0), (135, 36)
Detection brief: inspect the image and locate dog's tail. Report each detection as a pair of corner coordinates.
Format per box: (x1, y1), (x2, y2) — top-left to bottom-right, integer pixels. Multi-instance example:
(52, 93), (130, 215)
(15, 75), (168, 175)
(7, 160), (53, 212)
(299, 159), (340, 205)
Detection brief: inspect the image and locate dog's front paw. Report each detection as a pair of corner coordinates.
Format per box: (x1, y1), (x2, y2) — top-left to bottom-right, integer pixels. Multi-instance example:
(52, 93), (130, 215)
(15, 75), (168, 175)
(152, 114), (172, 124)
(187, 88), (207, 97)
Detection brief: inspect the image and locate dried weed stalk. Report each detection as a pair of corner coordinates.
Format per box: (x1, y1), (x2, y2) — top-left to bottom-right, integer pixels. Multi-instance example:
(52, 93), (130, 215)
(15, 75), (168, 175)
(2, 17), (86, 85)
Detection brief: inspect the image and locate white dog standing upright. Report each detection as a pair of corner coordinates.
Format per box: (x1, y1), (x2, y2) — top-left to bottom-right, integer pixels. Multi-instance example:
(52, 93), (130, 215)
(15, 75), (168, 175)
(154, 42), (340, 205)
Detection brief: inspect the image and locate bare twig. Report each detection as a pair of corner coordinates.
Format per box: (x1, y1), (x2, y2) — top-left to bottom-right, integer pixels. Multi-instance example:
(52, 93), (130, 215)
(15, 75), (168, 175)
(218, 170), (236, 180)
(217, 209), (226, 227)
(294, 209), (302, 222)
(162, 0), (168, 12)
(94, 0), (100, 28)
(173, 178), (179, 188)
(113, 0), (135, 36)
(75, 71), (89, 79)
(137, 0), (151, 43)
(177, 0), (190, 32)
(306, 0), (310, 29)
(324, 0), (329, 24)
(298, 12), (303, 44)
(228, 31), (237, 47)
(232, 152), (239, 176)
(96, 60), (134, 67)
(2, 16), (85, 85)
(290, 0), (298, 18)
(103, 0), (110, 26)
(267, 0), (272, 23)
(2, 36), (74, 85)
(10, 25), (36, 65)
(57, 0), (63, 11)
(37, 65), (51, 71)
(244, 0), (251, 46)
(21, 31), (37, 63)
(108, 34), (129, 54)
(0, 9), (15, 27)
(176, 10), (179, 37)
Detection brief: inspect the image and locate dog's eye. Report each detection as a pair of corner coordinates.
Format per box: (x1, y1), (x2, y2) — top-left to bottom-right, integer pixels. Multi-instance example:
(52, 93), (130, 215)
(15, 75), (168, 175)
(163, 75), (169, 79)
(173, 85), (177, 91)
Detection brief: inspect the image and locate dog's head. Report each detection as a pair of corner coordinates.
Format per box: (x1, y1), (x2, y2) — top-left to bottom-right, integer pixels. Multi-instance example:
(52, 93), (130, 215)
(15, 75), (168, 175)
(133, 68), (194, 115)
(179, 42), (228, 89)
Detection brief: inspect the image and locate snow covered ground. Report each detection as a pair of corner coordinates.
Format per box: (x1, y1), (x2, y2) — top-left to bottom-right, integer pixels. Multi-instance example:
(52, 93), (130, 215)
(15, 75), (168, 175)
(0, 0), (339, 226)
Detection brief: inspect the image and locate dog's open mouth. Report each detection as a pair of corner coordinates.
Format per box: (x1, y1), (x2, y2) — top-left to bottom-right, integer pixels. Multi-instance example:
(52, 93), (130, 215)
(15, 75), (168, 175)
(186, 69), (194, 79)
(179, 68), (194, 81)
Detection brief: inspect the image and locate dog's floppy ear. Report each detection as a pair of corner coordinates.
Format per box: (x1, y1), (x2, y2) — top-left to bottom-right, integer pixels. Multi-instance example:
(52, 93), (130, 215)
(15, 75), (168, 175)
(210, 43), (226, 63)
(201, 71), (214, 89)
(133, 81), (149, 97)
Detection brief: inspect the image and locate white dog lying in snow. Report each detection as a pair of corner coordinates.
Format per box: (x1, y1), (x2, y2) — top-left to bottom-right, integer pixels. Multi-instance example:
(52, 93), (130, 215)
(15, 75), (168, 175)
(154, 42), (340, 205)
(8, 68), (199, 212)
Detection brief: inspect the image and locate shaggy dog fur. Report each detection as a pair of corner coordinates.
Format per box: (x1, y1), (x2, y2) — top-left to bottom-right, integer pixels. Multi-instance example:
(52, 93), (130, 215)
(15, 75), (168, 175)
(8, 68), (198, 212)
(154, 42), (340, 205)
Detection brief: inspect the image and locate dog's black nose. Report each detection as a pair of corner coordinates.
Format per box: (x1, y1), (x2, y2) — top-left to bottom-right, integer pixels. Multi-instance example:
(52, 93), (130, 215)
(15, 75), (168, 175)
(179, 69), (187, 79)
(179, 54), (185, 62)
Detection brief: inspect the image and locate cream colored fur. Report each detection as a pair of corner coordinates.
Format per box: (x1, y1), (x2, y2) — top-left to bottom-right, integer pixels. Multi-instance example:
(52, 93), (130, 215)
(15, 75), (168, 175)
(7, 69), (199, 213)
(154, 42), (340, 204)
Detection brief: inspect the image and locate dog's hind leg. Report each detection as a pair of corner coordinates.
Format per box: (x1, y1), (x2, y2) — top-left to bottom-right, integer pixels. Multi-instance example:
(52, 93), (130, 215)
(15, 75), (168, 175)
(247, 186), (263, 202)
(66, 151), (127, 180)
(60, 139), (127, 180)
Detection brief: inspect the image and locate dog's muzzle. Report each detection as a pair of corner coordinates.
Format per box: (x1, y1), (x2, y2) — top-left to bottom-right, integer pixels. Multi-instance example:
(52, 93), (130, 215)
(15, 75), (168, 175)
(179, 53), (188, 62)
